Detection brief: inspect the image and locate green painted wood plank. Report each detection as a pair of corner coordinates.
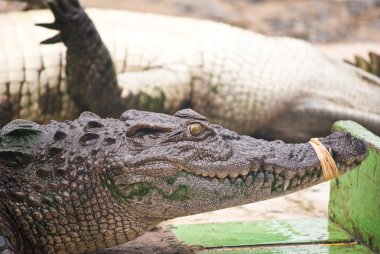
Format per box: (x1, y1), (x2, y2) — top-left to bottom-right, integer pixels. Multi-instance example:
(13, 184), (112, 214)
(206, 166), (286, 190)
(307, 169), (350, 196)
(330, 121), (380, 253)
(202, 243), (374, 254)
(171, 219), (353, 248)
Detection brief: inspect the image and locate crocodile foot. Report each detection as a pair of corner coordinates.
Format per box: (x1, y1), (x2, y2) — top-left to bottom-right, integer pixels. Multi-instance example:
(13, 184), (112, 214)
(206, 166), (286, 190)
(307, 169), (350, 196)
(0, 235), (14, 254)
(37, 0), (124, 118)
(37, 0), (100, 50)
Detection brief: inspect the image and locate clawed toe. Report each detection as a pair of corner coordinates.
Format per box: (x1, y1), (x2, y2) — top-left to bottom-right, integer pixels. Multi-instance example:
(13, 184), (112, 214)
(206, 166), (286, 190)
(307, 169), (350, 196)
(37, 0), (86, 45)
(40, 33), (63, 44)
(35, 22), (61, 30)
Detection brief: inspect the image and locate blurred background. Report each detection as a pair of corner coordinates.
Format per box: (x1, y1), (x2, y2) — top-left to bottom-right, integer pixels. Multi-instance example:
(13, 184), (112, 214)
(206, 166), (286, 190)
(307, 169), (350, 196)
(1, 0), (380, 43)
(0, 0), (378, 225)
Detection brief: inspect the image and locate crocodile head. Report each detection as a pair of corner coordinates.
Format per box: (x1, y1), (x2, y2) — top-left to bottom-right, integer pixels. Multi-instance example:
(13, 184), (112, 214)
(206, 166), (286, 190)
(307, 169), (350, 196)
(109, 108), (368, 219)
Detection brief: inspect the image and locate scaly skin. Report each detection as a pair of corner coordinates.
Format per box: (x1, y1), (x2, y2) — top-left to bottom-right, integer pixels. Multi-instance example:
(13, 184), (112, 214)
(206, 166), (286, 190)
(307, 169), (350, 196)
(0, 107), (368, 253)
(1, 1), (380, 142)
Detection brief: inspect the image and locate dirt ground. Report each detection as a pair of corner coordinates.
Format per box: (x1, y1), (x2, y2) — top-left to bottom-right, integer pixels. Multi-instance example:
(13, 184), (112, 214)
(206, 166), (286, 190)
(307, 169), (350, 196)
(1, 0), (379, 227)
(2, 0), (380, 42)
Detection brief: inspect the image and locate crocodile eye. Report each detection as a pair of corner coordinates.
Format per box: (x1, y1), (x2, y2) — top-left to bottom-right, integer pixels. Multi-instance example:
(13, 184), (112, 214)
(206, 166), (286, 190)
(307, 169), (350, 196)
(188, 123), (203, 137)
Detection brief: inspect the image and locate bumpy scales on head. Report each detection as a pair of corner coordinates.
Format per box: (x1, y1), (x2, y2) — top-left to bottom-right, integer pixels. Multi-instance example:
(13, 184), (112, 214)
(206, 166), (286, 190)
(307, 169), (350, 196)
(0, 109), (368, 253)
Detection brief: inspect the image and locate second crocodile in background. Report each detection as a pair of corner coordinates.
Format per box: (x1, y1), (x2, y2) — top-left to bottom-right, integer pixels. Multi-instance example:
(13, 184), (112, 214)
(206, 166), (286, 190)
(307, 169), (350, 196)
(0, 0), (379, 142)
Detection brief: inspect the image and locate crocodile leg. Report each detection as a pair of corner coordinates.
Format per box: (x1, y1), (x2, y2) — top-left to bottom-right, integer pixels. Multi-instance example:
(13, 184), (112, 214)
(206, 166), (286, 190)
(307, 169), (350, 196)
(37, 0), (125, 118)
(39, 0), (194, 116)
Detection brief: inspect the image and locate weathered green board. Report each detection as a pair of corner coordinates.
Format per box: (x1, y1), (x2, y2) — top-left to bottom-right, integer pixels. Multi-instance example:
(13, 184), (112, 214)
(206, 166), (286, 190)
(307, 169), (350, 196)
(171, 219), (353, 248)
(203, 244), (373, 254)
(330, 121), (380, 253)
(171, 219), (374, 253)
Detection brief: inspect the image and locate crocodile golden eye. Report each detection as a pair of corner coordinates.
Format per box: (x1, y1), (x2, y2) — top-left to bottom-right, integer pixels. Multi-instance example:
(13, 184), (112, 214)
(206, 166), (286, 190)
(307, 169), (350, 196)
(188, 123), (203, 137)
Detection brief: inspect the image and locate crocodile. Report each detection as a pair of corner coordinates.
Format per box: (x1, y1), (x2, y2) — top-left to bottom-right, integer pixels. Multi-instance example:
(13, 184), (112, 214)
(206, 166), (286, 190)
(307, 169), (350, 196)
(0, 107), (368, 253)
(1, 0), (380, 142)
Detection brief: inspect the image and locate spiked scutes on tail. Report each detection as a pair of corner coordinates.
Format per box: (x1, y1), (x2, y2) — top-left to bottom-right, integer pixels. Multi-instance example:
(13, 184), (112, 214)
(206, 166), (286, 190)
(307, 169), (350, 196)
(345, 52), (380, 78)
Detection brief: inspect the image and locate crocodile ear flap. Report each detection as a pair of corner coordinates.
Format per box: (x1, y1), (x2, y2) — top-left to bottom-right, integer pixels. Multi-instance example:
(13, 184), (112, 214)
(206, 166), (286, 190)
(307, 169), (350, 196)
(0, 120), (43, 168)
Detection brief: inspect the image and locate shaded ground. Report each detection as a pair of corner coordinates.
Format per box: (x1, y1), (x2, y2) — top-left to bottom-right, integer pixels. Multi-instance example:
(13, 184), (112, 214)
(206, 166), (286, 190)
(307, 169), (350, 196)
(165, 182), (330, 225)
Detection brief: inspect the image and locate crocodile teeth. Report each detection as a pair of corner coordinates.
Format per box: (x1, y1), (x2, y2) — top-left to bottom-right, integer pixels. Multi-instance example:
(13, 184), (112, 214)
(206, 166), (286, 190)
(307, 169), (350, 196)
(201, 171), (209, 177)
(241, 169), (250, 176)
(296, 170), (306, 178)
(228, 172), (239, 178)
(301, 175), (310, 185)
(223, 178), (230, 185)
(235, 178), (243, 185)
(194, 169), (202, 176)
(328, 147), (333, 156)
(264, 165), (273, 173)
(211, 178), (219, 185)
(216, 172), (228, 179)
(274, 167), (284, 175)
(251, 163), (260, 172)
(306, 166), (315, 175)
(284, 179), (290, 191)
(245, 175), (253, 186)
(275, 177), (284, 188)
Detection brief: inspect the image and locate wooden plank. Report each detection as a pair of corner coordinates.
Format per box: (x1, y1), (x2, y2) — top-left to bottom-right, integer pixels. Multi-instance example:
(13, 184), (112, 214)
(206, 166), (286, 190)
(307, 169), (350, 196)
(202, 243), (374, 254)
(330, 120), (380, 253)
(171, 219), (353, 248)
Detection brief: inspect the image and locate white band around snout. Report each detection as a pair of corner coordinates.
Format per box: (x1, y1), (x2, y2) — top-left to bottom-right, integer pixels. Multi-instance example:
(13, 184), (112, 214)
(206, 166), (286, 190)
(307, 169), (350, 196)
(309, 138), (340, 181)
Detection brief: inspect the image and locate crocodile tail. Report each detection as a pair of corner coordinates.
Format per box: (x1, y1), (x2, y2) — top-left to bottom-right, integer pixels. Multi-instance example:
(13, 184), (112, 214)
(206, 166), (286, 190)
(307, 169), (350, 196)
(345, 52), (380, 78)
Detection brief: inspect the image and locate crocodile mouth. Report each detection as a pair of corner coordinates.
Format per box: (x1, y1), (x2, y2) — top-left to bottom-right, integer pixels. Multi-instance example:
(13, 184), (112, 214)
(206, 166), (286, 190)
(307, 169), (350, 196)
(115, 146), (364, 219)
(177, 161), (358, 192)
(123, 158), (359, 193)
